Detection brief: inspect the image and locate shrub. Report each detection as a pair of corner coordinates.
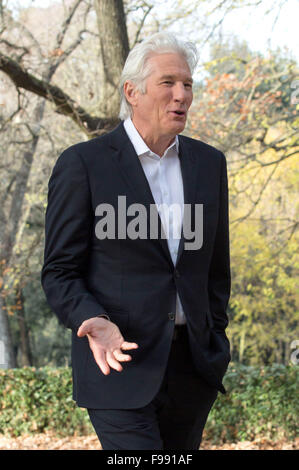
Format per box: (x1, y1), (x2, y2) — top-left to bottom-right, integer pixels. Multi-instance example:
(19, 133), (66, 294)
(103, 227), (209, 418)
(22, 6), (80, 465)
(0, 367), (92, 437)
(205, 363), (298, 443)
(0, 363), (298, 441)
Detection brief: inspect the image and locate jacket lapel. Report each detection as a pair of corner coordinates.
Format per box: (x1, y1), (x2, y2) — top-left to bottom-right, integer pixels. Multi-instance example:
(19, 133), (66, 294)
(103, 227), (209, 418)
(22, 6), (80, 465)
(109, 123), (156, 208)
(175, 135), (198, 267)
(108, 122), (199, 268)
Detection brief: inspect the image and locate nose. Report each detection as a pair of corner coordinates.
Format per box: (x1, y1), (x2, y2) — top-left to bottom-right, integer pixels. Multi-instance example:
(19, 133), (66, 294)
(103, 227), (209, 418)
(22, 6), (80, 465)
(172, 82), (187, 102)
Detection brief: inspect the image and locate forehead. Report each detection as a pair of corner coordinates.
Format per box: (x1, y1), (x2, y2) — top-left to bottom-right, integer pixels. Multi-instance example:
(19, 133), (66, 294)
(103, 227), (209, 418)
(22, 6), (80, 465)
(146, 53), (192, 79)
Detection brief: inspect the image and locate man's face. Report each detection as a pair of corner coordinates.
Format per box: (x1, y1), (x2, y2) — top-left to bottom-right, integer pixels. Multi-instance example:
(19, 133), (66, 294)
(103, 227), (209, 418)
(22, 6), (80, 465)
(127, 53), (193, 139)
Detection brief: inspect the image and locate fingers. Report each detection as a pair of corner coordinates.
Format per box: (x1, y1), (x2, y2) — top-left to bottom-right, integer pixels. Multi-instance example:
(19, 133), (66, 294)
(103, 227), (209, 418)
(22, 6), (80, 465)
(101, 344), (138, 373)
(106, 350), (123, 372)
(121, 341), (139, 350)
(103, 343), (138, 373)
(82, 331), (139, 375)
(105, 347), (135, 372)
(92, 346), (110, 375)
(91, 346), (133, 375)
(113, 348), (132, 362)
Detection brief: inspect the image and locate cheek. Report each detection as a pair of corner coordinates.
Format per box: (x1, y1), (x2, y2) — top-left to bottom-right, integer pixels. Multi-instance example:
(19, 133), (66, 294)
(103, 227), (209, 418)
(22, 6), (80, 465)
(187, 94), (193, 108)
(146, 97), (160, 114)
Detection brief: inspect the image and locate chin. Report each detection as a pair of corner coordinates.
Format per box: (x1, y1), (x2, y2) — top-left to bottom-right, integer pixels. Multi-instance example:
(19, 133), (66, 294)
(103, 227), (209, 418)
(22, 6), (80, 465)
(170, 123), (185, 134)
(166, 121), (185, 132)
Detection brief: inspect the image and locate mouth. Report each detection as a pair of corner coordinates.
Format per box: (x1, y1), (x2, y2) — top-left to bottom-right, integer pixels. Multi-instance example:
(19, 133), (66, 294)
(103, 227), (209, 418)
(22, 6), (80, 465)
(169, 110), (186, 118)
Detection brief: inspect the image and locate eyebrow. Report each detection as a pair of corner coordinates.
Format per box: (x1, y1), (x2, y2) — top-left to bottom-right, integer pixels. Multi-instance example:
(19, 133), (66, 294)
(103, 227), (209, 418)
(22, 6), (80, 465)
(159, 74), (193, 83)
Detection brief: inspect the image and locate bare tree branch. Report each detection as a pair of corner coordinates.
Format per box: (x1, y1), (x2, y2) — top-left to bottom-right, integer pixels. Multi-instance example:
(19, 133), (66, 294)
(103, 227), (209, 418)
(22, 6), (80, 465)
(55, 0), (83, 49)
(47, 1), (93, 78)
(0, 38), (29, 56)
(0, 52), (119, 135)
(231, 163), (279, 224)
(131, 3), (153, 47)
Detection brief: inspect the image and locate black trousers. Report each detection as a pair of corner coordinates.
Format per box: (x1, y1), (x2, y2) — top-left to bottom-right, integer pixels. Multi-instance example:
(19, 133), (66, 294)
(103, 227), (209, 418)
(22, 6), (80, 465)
(88, 325), (218, 450)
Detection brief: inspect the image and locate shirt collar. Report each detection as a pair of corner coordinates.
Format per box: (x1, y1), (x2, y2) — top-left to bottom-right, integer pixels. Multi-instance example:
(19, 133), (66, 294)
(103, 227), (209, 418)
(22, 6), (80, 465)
(123, 117), (179, 158)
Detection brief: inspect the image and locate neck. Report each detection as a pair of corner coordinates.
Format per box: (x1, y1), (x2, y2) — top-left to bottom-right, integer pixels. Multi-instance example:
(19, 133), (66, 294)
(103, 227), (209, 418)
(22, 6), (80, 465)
(131, 118), (176, 157)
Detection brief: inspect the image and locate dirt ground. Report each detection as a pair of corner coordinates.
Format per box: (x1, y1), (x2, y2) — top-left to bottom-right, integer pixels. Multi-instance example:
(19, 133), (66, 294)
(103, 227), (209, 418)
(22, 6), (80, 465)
(0, 433), (297, 450)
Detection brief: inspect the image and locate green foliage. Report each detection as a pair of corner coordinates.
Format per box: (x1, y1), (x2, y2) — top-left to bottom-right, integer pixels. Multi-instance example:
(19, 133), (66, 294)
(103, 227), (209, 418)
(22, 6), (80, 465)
(0, 366), (92, 437)
(0, 364), (298, 442)
(205, 363), (299, 443)
(228, 217), (299, 365)
(189, 37), (299, 367)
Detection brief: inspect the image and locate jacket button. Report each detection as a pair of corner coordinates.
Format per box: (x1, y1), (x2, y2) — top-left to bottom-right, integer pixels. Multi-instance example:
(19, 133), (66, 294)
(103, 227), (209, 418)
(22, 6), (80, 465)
(174, 269), (180, 278)
(168, 312), (175, 321)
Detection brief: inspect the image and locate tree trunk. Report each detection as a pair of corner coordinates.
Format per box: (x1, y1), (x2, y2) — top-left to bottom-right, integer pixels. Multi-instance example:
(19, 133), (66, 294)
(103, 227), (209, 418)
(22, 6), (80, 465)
(0, 1), (131, 368)
(16, 289), (32, 367)
(94, 0), (129, 118)
(0, 98), (46, 369)
(0, 293), (16, 368)
(239, 328), (246, 363)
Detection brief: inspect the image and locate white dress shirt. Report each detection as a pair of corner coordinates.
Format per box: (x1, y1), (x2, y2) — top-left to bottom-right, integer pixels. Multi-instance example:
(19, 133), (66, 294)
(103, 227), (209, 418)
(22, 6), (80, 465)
(123, 117), (186, 325)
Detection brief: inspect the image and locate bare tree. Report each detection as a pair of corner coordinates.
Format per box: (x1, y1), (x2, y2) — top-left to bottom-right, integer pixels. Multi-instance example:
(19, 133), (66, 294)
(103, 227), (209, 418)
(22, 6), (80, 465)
(0, 0), (100, 367)
(94, 0), (129, 118)
(0, 0), (296, 367)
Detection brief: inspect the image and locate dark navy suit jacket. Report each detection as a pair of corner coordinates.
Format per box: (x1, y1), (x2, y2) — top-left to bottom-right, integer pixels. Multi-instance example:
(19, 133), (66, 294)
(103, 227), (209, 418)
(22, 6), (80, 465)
(41, 122), (231, 408)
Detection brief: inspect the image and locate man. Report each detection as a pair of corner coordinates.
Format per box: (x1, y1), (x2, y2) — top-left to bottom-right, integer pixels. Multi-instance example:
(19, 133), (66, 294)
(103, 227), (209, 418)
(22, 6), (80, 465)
(41, 32), (231, 450)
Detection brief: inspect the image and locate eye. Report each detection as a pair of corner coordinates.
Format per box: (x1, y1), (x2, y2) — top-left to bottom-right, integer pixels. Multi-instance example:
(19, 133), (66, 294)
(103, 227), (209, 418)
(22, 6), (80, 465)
(184, 83), (192, 89)
(162, 81), (173, 85)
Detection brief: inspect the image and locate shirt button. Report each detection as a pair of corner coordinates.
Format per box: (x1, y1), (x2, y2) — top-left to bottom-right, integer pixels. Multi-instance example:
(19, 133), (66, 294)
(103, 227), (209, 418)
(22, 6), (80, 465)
(168, 312), (175, 321)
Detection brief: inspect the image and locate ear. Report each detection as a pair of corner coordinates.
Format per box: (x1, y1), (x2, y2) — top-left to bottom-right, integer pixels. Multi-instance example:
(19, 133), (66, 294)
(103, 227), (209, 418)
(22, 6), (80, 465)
(123, 80), (139, 107)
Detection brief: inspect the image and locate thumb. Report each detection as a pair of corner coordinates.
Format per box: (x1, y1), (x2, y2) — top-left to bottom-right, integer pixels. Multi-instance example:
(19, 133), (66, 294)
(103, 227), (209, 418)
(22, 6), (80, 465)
(77, 323), (89, 337)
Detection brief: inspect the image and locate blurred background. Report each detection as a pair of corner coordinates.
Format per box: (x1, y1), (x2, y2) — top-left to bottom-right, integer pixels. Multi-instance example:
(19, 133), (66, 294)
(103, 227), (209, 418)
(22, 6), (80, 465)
(0, 0), (298, 448)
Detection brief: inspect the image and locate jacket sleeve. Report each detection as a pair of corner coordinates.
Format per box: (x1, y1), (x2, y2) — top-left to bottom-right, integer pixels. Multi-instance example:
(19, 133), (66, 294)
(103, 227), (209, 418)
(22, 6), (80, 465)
(41, 146), (108, 333)
(208, 151), (231, 333)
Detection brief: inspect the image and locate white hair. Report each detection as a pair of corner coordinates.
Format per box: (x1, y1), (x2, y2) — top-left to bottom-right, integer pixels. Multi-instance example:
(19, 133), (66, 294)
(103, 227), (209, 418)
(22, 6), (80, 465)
(118, 32), (198, 120)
